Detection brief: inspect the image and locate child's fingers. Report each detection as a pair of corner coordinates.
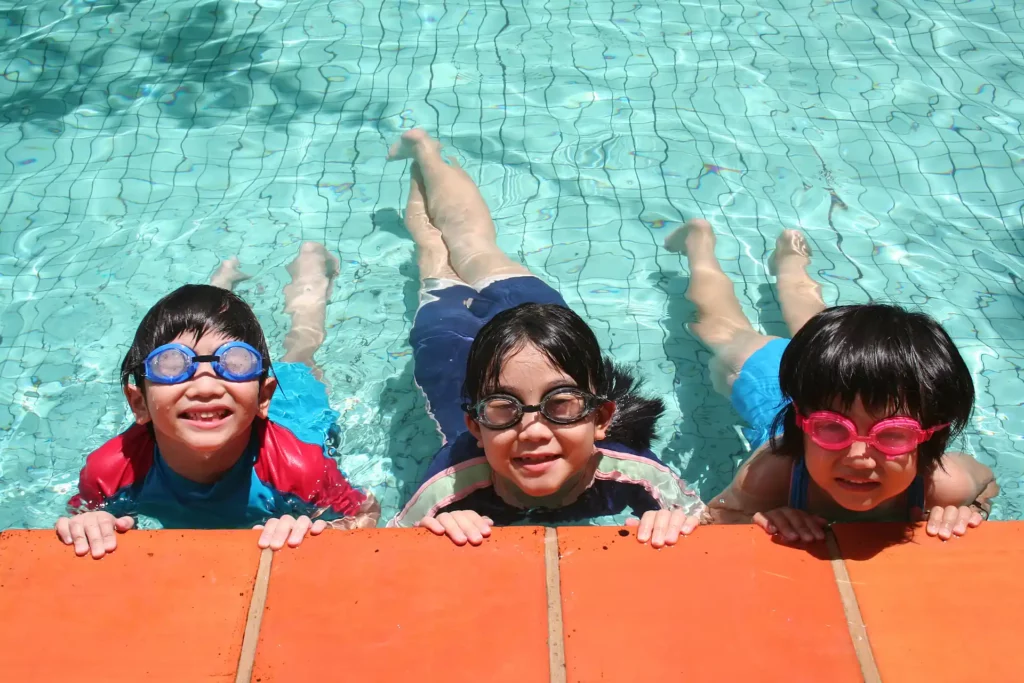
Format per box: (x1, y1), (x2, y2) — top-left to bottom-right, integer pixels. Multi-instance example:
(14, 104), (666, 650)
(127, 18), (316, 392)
(650, 510), (671, 548)
(418, 516), (446, 536)
(952, 507), (975, 536)
(269, 515), (296, 550)
(437, 513), (469, 546)
(778, 508), (817, 542)
(114, 516), (136, 532)
(662, 508), (688, 546)
(752, 512), (775, 534)
(470, 513), (492, 538)
(682, 515), (700, 535)
(968, 509), (984, 528)
(639, 510), (660, 543)
(69, 518), (91, 556)
(925, 506), (945, 536)
(452, 511), (485, 546)
(287, 516), (312, 547)
(624, 517), (640, 528)
(98, 515), (118, 552)
(257, 517), (279, 548)
(309, 519), (328, 535)
(55, 517), (73, 545)
(82, 517), (107, 559)
(929, 506), (960, 540)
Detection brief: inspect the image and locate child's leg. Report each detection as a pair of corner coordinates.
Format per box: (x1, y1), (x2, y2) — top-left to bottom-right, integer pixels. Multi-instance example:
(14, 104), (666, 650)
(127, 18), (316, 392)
(769, 229), (826, 336)
(280, 242), (339, 379)
(388, 129), (530, 285)
(209, 257), (252, 290)
(406, 163), (461, 282)
(664, 218), (777, 397)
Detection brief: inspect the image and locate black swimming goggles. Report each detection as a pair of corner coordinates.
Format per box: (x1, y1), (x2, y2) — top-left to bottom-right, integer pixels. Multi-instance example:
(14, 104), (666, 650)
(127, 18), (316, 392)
(462, 387), (607, 430)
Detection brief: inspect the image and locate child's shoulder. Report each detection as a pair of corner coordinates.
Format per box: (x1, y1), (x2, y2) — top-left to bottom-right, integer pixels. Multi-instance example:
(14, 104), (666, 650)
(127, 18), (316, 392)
(75, 424), (155, 507)
(925, 452), (994, 506)
(256, 419), (337, 480)
(733, 447), (793, 502)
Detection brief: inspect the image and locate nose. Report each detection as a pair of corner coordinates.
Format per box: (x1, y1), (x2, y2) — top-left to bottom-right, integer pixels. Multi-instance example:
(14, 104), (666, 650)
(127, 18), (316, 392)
(184, 363), (225, 397)
(517, 410), (554, 442)
(843, 439), (879, 467)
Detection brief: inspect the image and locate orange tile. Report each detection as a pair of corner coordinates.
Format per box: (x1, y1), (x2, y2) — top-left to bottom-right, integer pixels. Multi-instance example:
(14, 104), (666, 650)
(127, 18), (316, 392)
(253, 528), (549, 683)
(834, 521), (1024, 683)
(0, 529), (261, 682)
(558, 525), (862, 683)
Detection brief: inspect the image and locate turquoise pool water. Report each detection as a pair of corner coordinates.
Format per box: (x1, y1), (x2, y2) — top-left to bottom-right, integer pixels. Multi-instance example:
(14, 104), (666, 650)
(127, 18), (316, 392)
(0, 0), (1021, 528)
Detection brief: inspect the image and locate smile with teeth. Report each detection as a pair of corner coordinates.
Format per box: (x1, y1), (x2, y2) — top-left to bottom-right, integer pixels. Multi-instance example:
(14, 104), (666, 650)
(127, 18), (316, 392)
(183, 409), (231, 422)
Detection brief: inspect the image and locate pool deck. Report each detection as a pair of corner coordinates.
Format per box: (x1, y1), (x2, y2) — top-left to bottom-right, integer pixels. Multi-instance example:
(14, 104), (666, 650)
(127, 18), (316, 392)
(1, 523), (1021, 682)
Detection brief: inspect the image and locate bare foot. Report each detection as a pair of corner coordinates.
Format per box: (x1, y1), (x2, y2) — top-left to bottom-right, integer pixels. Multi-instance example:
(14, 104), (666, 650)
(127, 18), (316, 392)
(768, 229), (813, 275)
(210, 257), (252, 290)
(286, 242), (340, 292)
(664, 218), (714, 255)
(387, 128), (440, 162)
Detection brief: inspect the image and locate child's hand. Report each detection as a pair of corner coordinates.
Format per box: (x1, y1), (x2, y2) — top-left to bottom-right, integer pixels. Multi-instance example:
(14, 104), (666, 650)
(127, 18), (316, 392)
(55, 511), (135, 559)
(626, 509), (699, 548)
(924, 505), (984, 540)
(753, 507), (827, 543)
(254, 514), (327, 550)
(417, 511), (493, 546)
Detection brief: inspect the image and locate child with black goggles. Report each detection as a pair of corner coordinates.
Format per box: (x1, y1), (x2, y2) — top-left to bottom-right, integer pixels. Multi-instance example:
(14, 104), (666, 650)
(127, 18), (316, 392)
(385, 130), (705, 545)
(665, 219), (997, 543)
(56, 243), (378, 559)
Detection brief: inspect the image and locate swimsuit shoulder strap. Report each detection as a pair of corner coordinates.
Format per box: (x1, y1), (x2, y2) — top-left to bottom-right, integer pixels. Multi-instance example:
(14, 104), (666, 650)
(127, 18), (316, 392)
(907, 474), (926, 517)
(788, 458), (809, 511)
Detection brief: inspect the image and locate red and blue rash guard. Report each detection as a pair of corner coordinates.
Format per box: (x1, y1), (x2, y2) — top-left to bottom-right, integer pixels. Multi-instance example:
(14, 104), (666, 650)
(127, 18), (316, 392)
(68, 419), (366, 529)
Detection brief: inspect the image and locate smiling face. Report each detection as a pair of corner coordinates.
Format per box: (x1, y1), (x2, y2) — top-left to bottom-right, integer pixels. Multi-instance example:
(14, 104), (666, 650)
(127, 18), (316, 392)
(466, 342), (614, 500)
(803, 396), (919, 512)
(124, 330), (276, 483)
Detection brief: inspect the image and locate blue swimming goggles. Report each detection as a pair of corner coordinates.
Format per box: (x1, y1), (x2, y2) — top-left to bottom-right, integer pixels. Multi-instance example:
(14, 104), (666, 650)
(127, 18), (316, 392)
(141, 342), (265, 384)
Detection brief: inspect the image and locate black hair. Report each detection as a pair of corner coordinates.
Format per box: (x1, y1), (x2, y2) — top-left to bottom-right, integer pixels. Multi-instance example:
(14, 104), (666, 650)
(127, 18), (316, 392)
(769, 304), (974, 473)
(462, 303), (665, 450)
(120, 284), (271, 387)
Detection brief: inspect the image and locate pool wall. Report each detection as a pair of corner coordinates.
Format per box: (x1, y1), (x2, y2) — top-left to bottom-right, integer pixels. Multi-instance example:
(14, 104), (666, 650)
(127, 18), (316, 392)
(1, 522), (1020, 682)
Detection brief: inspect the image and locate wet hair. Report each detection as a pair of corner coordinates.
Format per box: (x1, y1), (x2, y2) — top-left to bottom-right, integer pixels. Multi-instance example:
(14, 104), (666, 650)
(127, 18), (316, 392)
(769, 304), (974, 473)
(120, 284), (271, 388)
(463, 303), (664, 450)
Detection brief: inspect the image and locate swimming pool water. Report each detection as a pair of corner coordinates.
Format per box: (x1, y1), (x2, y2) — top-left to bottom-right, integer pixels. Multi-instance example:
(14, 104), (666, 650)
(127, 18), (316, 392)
(0, 0), (1021, 528)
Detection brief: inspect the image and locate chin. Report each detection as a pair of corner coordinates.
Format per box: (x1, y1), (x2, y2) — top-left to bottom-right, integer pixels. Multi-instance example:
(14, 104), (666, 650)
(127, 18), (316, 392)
(516, 481), (560, 498)
(830, 493), (881, 512)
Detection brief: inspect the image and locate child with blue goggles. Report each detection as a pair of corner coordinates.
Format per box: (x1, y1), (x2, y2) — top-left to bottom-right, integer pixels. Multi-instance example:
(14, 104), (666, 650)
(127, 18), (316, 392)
(56, 244), (379, 559)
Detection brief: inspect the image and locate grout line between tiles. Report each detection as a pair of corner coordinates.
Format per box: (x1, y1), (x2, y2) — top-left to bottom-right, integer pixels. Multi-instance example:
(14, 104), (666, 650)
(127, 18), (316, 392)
(544, 528), (567, 683)
(826, 529), (881, 683)
(235, 548), (273, 683)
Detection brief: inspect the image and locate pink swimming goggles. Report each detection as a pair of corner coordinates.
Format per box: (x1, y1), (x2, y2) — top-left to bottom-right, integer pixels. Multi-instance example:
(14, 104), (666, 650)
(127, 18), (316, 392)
(793, 405), (948, 458)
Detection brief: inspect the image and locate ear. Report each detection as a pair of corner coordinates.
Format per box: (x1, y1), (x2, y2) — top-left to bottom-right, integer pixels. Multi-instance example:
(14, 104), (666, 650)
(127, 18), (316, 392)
(465, 413), (483, 447)
(257, 376), (278, 419)
(593, 400), (616, 442)
(123, 384), (151, 425)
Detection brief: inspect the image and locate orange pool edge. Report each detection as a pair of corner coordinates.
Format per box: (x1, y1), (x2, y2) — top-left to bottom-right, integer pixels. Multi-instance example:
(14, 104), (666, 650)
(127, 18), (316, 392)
(1, 522), (1021, 682)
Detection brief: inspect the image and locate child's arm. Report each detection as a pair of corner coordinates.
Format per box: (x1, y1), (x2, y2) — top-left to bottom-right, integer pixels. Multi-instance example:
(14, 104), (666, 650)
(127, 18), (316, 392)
(924, 452), (999, 539)
(707, 449), (827, 542)
(707, 448), (791, 524)
(55, 425), (151, 558)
